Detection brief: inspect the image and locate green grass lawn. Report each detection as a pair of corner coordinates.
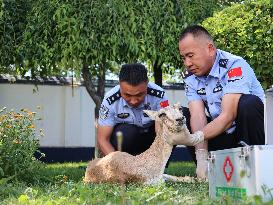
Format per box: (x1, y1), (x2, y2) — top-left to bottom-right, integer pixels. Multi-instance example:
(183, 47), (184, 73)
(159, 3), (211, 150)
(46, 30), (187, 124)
(0, 161), (272, 205)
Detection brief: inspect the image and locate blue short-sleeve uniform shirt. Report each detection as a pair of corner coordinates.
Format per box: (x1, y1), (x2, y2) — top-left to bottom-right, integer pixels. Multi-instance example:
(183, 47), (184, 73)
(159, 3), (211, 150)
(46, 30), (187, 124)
(98, 82), (168, 127)
(184, 49), (264, 133)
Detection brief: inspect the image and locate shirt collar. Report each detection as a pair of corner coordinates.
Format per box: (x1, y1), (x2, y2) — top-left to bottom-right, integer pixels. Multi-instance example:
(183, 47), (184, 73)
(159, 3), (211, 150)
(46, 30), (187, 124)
(122, 98), (130, 108)
(208, 50), (221, 78)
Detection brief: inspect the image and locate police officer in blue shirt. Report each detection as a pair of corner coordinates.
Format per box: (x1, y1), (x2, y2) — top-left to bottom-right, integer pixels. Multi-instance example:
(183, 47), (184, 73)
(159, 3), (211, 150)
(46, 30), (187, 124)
(177, 25), (265, 179)
(98, 63), (169, 156)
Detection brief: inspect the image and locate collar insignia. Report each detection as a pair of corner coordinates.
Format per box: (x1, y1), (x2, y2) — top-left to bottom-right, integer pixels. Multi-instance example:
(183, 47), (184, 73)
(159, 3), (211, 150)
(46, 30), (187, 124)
(219, 59), (228, 68)
(147, 87), (165, 98)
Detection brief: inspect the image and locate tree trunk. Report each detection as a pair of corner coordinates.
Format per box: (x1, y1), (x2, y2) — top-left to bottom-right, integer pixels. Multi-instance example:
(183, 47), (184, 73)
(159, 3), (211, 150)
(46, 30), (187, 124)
(81, 63), (106, 119)
(96, 63), (106, 115)
(82, 62), (106, 158)
(153, 58), (163, 87)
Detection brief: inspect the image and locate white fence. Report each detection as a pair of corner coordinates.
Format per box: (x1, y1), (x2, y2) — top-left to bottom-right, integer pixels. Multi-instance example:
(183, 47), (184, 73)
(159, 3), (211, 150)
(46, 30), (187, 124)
(265, 88), (273, 144)
(1, 82), (272, 148)
(0, 83), (187, 148)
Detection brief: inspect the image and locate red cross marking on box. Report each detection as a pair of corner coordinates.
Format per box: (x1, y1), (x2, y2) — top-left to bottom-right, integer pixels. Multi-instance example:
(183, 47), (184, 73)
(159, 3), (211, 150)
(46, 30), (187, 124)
(223, 156), (234, 183)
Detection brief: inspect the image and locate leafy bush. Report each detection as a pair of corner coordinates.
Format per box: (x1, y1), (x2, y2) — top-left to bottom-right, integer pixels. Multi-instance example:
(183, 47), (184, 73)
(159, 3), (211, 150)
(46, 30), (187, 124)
(0, 0), (3, 19)
(202, 0), (273, 88)
(0, 107), (44, 180)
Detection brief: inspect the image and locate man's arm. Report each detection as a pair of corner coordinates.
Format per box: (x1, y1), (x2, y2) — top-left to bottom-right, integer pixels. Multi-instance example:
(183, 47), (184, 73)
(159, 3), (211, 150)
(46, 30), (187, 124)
(188, 100), (208, 150)
(188, 100), (208, 179)
(174, 93), (242, 146)
(202, 93), (241, 140)
(97, 125), (115, 156)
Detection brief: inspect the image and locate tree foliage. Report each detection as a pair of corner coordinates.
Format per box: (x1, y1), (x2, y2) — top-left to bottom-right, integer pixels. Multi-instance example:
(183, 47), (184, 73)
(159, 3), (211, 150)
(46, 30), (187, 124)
(202, 0), (273, 88)
(1, 0), (229, 117)
(0, 0), (32, 73)
(141, 0), (222, 85)
(19, 0), (150, 117)
(17, 0), (223, 114)
(0, 0), (3, 19)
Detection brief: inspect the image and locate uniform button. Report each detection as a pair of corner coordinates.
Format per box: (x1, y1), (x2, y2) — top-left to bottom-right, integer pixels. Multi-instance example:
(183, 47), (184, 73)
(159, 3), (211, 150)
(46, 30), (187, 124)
(205, 83), (208, 86)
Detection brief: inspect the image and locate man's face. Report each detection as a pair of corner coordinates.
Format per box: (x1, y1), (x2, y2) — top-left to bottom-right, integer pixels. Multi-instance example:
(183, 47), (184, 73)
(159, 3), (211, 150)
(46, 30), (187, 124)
(179, 34), (215, 76)
(120, 81), (148, 107)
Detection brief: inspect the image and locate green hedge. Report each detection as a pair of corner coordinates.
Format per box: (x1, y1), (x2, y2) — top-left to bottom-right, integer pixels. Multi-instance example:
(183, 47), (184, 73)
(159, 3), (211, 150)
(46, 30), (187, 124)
(202, 0), (273, 88)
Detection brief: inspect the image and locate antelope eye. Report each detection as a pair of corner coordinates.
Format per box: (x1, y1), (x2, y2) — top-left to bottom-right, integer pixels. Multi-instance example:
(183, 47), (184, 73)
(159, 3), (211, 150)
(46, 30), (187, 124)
(158, 113), (167, 118)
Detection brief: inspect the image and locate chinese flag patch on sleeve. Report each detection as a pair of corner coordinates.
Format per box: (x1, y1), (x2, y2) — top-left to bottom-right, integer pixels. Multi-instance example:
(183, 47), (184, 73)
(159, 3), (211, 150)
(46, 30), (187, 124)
(160, 100), (169, 108)
(228, 67), (243, 78)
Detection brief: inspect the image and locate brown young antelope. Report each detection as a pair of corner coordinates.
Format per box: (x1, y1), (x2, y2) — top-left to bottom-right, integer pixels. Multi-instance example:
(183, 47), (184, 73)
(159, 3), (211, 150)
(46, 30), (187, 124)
(84, 103), (190, 185)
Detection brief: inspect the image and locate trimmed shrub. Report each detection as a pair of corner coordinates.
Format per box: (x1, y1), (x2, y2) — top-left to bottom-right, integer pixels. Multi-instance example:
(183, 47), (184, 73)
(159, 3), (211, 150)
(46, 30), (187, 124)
(202, 0), (273, 88)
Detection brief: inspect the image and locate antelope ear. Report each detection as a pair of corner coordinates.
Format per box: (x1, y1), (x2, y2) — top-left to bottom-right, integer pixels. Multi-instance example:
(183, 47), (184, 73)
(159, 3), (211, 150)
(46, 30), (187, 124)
(143, 110), (158, 120)
(174, 102), (181, 109)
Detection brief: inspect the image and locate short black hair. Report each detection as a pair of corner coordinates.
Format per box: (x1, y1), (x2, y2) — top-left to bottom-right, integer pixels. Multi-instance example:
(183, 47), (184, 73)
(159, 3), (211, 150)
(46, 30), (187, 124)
(179, 25), (213, 42)
(119, 63), (148, 86)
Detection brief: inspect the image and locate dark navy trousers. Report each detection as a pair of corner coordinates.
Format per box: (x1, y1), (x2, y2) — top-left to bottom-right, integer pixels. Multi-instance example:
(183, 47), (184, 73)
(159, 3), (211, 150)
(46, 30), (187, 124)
(110, 123), (156, 156)
(184, 94), (265, 163)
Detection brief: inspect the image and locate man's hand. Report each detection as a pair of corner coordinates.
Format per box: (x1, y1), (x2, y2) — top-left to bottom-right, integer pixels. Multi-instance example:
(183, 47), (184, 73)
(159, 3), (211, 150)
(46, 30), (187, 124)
(97, 125), (115, 156)
(195, 149), (208, 180)
(165, 125), (204, 146)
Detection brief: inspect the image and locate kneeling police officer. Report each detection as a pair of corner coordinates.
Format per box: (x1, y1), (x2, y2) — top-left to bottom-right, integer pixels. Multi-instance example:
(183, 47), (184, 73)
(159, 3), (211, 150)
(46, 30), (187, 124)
(97, 63), (169, 156)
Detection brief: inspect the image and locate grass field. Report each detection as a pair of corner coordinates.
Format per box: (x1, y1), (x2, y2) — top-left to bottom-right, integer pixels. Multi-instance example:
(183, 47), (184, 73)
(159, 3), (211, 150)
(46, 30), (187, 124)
(0, 161), (272, 205)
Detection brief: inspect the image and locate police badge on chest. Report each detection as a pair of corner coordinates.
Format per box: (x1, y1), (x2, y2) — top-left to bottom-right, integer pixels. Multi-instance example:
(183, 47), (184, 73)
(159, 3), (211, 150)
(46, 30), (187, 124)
(213, 81), (223, 93)
(117, 113), (130, 119)
(143, 103), (151, 117)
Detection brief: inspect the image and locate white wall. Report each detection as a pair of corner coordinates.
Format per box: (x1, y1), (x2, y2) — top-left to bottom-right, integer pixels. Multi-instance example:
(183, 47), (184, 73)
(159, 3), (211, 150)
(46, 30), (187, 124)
(0, 83), (187, 147)
(265, 88), (273, 144)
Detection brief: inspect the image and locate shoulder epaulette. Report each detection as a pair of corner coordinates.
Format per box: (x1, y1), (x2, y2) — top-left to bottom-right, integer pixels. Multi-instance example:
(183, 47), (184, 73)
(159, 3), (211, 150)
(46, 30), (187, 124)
(147, 87), (165, 98)
(219, 59), (229, 68)
(182, 69), (192, 79)
(106, 90), (121, 105)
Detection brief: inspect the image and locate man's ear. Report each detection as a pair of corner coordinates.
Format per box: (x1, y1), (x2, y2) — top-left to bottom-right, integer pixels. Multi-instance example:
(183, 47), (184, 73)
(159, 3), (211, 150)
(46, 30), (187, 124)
(208, 42), (216, 56)
(143, 110), (158, 120)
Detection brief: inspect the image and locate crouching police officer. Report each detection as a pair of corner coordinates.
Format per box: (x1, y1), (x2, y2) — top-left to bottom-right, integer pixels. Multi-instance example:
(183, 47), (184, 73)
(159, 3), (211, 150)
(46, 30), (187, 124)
(97, 63), (169, 156)
(176, 25), (265, 179)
